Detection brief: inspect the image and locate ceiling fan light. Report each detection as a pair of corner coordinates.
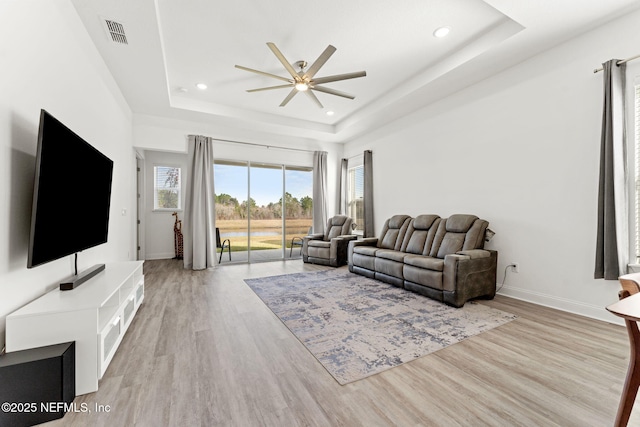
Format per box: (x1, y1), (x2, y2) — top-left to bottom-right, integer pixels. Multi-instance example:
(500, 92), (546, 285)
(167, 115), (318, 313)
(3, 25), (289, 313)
(295, 82), (309, 91)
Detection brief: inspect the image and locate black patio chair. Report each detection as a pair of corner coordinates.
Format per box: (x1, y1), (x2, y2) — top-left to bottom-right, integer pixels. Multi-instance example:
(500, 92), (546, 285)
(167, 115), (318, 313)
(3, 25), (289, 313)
(216, 227), (231, 263)
(289, 227), (312, 257)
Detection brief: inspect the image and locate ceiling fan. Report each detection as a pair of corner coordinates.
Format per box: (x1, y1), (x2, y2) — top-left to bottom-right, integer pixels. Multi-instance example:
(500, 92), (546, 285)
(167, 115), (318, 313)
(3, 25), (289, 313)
(235, 42), (366, 108)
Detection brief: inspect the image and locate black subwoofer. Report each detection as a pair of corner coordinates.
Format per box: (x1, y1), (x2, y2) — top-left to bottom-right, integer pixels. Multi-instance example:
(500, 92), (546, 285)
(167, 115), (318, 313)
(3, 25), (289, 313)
(0, 342), (75, 427)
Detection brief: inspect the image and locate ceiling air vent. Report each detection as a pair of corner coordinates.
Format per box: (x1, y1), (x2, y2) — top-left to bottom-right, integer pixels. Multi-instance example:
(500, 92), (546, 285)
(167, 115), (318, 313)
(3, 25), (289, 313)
(102, 18), (128, 45)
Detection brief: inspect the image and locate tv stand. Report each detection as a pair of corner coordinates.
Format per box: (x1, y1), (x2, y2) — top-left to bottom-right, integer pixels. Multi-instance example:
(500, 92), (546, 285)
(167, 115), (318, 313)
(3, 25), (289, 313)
(5, 261), (144, 395)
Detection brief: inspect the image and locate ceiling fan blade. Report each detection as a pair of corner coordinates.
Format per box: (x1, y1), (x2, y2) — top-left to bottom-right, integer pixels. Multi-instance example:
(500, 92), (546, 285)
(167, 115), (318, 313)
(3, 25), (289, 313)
(311, 85), (355, 100)
(305, 45), (336, 79)
(280, 88), (299, 107)
(235, 65), (293, 83)
(247, 84), (293, 93)
(311, 71), (366, 85)
(305, 90), (323, 108)
(267, 42), (300, 80)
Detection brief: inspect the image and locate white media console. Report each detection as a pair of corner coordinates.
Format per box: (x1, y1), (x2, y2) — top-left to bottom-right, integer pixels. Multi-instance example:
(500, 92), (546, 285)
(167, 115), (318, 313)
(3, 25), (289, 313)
(6, 261), (144, 395)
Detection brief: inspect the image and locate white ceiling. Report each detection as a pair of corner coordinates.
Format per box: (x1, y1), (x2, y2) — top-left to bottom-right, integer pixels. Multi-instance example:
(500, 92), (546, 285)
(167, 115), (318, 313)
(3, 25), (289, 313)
(70, 0), (640, 144)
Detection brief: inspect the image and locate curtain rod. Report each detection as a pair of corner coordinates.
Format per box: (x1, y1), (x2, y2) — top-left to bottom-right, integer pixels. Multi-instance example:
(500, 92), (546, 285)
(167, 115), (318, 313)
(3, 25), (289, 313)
(209, 137), (316, 153)
(344, 153), (366, 161)
(593, 53), (640, 73)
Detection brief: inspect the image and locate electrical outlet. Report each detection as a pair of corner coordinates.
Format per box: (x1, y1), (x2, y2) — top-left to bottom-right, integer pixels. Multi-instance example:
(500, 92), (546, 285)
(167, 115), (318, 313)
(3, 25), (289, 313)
(509, 262), (519, 273)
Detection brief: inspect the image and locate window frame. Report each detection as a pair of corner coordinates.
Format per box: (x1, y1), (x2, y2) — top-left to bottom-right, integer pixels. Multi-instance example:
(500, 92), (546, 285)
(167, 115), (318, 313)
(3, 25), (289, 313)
(634, 82), (640, 262)
(347, 164), (365, 235)
(153, 165), (182, 211)
(629, 65), (640, 266)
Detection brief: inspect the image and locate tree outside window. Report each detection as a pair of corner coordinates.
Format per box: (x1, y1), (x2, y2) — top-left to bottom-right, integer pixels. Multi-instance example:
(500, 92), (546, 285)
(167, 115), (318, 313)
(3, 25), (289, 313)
(154, 166), (181, 210)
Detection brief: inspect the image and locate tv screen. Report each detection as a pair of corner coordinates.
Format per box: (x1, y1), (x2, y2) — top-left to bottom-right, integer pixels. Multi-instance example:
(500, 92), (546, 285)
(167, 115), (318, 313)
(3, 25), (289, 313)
(27, 110), (114, 268)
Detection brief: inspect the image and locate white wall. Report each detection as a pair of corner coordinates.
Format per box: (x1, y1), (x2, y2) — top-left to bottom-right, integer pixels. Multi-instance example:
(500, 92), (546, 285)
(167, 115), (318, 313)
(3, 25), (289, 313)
(0, 0), (135, 347)
(134, 115), (344, 259)
(344, 9), (640, 322)
(143, 150), (188, 260)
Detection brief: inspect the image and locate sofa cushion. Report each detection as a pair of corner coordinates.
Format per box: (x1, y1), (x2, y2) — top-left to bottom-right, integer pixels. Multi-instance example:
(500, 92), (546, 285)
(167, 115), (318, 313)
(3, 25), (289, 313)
(446, 214), (478, 233)
(308, 245), (330, 259)
(353, 246), (378, 256)
(430, 214), (485, 259)
(403, 265), (443, 290)
(462, 219), (488, 250)
(436, 233), (466, 259)
(308, 240), (331, 248)
(353, 253), (376, 270)
(389, 215), (409, 229)
(401, 215), (440, 255)
(378, 215), (411, 250)
(375, 257), (404, 279)
(414, 214), (440, 230)
(403, 255), (444, 271)
(325, 215), (352, 240)
(376, 249), (406, 263)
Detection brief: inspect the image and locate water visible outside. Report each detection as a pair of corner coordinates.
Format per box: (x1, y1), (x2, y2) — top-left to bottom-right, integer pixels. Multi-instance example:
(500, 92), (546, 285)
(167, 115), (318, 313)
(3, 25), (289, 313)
(214, 161), (314, 262)
(216, 219), (312, 252)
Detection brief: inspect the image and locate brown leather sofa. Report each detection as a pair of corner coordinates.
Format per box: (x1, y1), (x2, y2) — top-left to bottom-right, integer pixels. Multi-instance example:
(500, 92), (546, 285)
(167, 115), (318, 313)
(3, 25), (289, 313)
(302, 215), (357, 267)
(348, 214), (497, 307)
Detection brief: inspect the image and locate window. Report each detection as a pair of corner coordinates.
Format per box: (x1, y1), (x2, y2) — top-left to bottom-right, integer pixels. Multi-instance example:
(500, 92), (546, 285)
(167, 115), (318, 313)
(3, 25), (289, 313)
(348, 165), (364, 234)
(154, 166), (181, 210)
(213, 160), (313, 263)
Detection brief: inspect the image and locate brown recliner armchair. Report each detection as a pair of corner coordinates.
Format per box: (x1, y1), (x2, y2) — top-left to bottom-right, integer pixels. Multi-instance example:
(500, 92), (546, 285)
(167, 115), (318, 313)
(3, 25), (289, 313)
(302, 215), (357, 267)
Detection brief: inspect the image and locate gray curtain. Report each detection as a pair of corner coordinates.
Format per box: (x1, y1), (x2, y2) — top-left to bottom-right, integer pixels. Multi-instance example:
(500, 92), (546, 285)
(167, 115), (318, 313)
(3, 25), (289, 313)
(313, 151), (328, 233)
(184, 135), (216, 270)
(364, 150), (374, 238)
(595, 60), (628, 280)
(339, 158), (348, 215)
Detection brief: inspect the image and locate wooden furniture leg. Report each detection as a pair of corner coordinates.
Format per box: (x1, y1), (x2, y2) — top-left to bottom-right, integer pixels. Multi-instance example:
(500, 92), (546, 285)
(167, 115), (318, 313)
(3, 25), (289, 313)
(616, 316), (640, 426)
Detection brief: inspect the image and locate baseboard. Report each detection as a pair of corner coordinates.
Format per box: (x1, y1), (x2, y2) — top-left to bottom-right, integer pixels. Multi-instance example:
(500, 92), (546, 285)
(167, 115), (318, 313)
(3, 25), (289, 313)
(497, 285), (623, 326)
(145, 253), (176, 261)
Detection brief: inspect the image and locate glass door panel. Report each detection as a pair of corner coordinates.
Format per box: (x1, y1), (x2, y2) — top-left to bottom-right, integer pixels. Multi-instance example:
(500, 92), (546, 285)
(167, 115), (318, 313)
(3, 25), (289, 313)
(284, 166), (313, 259)
(249, 163), (284, 262)
(214, 161), (248, 263)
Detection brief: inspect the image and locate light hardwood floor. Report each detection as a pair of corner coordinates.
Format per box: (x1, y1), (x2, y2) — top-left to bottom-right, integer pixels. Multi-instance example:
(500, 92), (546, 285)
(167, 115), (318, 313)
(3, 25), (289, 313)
(48, 259), (639, 427)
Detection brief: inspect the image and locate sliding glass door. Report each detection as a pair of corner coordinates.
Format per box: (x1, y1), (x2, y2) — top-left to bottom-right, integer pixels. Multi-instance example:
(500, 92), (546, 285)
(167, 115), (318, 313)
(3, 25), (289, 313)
(214, 160), (313, 263)
(284, 166), (313, 258)
(213, 161), (249, 263)
(249, 163), (284, 262)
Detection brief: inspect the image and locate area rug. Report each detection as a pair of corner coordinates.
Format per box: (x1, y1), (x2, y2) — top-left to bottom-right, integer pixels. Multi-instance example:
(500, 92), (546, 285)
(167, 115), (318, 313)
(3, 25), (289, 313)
(244, 269), (516, 384)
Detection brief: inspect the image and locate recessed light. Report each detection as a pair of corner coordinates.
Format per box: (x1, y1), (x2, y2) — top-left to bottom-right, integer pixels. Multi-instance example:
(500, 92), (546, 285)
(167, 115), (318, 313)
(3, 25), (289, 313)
(196, 83), (208, 90)
(433, 27), (450, 38)
(177, 87), (188, 93)
(326, 111), (334, 116)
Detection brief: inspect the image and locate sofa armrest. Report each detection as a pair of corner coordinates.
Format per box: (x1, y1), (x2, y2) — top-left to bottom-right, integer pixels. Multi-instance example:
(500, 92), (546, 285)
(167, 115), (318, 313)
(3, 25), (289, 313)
(443, 250), (498, 306)
(351, 237), (378, 246)
(456, 249), (491, 259)
(305, 233), (325, 241)
(443, 254), (470, 292)
(302, 233), (326, 259)
(335, 234), (358, 241)
(348, 237), (378, 265)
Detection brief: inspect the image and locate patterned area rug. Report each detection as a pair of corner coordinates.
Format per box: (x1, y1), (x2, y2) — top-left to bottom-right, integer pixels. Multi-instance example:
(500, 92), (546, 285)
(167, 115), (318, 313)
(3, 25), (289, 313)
(244, 269), (516, 384)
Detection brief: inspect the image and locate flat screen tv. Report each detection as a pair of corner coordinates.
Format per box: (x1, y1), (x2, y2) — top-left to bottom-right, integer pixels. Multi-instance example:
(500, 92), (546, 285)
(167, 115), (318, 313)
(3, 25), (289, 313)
(27, 109), (114, 280)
